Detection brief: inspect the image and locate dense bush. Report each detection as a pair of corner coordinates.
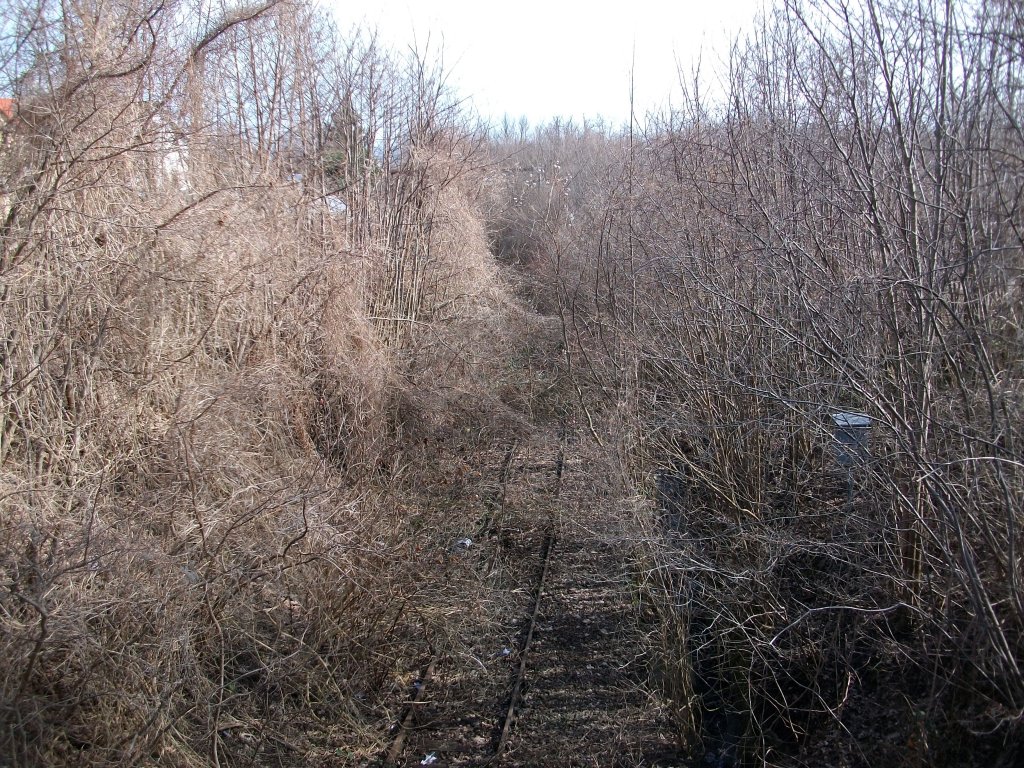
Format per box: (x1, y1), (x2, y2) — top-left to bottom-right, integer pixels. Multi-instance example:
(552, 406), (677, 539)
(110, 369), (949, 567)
(0, 2), (529, 763)
(509, 0), (1024, 764)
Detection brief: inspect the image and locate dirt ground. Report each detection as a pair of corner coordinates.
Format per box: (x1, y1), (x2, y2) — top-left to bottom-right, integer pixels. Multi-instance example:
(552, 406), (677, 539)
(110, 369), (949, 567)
(383, 430), (683, 768)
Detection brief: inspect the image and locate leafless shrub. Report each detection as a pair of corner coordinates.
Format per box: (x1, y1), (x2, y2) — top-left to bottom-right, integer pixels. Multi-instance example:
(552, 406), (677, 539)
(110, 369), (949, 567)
(535, 0), (1023, 764)
(0, 1), (525, 764)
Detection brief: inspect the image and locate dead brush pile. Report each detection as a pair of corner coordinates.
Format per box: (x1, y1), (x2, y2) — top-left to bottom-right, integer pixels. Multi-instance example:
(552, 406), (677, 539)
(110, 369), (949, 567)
(0, 2), (529, 765)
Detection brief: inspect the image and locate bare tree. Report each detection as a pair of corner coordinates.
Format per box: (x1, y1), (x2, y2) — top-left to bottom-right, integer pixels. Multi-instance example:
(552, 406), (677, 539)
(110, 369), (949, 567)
(530, 0), (1024, 762)
(0, 1), (515, 764)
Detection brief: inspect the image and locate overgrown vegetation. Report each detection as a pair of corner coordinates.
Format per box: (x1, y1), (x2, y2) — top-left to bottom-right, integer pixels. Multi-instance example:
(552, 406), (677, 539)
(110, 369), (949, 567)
(2, 0), (1021, 765)
(492, 0), (1023, 765)
(0, 1), (560, 764)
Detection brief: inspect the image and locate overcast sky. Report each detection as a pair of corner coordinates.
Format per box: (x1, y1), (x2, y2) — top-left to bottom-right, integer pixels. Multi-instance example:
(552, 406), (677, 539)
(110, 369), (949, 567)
(324, 0), (765, 128)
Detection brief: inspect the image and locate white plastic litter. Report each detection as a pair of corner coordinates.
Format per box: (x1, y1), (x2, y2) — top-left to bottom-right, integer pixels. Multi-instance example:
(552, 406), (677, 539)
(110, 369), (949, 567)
(421, 753), (438, 765)
(455, 537), (473, 549)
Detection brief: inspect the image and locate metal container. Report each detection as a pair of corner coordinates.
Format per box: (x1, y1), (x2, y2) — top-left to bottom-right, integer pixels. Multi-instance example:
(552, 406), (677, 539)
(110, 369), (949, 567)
(831, 412), (871, 466)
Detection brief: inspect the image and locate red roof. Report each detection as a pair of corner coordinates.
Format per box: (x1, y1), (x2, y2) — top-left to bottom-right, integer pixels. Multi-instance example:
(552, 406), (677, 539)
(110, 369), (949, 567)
(0, 98), (15, 121)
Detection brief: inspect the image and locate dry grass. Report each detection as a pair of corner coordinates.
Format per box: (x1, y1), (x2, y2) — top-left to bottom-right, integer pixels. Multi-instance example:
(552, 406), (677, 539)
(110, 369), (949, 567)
(0, 3), (547, 765)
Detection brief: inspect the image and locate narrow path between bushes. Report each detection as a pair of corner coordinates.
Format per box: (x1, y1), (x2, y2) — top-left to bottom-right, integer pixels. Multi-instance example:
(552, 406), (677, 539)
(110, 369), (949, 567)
(383, 429), (681, 768)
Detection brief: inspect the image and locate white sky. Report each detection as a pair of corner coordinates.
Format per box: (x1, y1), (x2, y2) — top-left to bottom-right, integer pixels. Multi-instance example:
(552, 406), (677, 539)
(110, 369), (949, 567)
(324, 0), (765, 128)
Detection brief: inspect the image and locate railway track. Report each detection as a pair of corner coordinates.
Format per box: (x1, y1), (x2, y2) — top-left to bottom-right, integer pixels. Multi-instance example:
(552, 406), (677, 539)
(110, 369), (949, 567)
(382, 429), (678, 767)
(492, 439), (563, 762)
(382, 433), (563, 767)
